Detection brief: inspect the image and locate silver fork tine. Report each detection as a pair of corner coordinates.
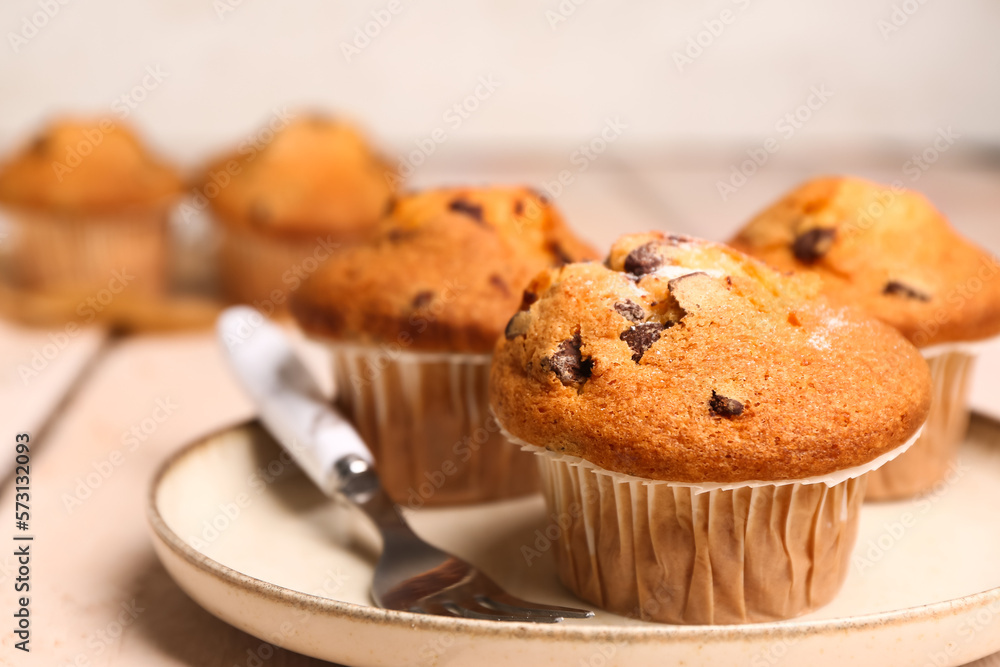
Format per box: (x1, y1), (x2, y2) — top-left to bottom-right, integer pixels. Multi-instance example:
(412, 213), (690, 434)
(484, 593), (596, 619)
(412, 598), (539, 623)
(442, 599), (558, 623)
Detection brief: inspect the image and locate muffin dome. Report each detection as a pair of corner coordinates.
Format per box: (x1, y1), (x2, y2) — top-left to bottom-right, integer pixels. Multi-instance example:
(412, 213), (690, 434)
(203, 115), (395, 239)
(490, 232), (931, 483)
(291, 186), (597, 352)
(0, 119), (181, 213)
(729, 176), (1000, 347)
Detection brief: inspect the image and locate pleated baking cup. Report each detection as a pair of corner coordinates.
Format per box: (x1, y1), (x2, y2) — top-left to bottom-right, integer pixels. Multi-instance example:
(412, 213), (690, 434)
(500, 426), (921, 625)
(327, 343), (539, 507)
(216, 224), (346, 307)
(2, 204), (170, 296)
(865, 340), (988, 501)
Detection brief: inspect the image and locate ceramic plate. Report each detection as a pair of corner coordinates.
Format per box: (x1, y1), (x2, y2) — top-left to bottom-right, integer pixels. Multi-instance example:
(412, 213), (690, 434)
(148, 418), (1000, 667)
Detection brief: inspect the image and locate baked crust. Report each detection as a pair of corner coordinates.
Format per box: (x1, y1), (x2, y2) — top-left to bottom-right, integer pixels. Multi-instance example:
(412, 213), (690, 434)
(0, 119), (181, 214)
(201, 115), (395, 240)
(729, 176), (1000, 346)
(290, 186), (597, 353)
(489, 233), (931, 483)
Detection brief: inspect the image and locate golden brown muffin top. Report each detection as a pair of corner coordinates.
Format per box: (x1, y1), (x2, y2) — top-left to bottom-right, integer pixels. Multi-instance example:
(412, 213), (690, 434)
(202, 115), (395, 240)
(729, 176), (1000, 347)
(291, 186), (598, 353)
(0, 119), (182, 214)
(489, 232), (931, 483)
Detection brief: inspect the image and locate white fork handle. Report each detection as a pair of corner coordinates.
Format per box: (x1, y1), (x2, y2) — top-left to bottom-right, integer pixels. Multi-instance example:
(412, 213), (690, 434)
(216, 306), (374, 497)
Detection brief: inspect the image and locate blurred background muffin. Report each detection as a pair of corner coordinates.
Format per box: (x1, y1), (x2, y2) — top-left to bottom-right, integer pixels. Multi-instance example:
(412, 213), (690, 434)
(200, 114), (396, 309)
(490, 232), (931, 624)
(291, 185), (596, 507)
(0, 118), (182, 297)
(730, 176), (1000, 500)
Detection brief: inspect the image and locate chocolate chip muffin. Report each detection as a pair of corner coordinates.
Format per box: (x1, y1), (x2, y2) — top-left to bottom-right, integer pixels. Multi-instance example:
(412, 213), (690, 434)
(490, 232), (931, 624)
(730, 176), (1000, 500)
(201, 114), (396, 307)
(0, 118), (182, 295)
(291, 186), (597, 506)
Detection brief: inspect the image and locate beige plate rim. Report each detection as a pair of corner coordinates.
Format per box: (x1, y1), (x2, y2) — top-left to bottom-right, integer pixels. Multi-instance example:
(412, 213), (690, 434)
(147, 418), (1000, 646)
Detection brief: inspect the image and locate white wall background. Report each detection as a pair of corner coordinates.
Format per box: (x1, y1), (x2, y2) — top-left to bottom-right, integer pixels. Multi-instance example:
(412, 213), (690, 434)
(1, 0), (998, 165)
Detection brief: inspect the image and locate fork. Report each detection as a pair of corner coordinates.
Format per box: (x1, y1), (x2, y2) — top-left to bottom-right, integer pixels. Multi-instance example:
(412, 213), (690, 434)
(217, 307), (593, 623)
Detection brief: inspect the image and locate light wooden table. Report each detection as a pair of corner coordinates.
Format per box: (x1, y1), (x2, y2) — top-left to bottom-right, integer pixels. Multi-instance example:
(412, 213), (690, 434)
(1, 159), (999, 666)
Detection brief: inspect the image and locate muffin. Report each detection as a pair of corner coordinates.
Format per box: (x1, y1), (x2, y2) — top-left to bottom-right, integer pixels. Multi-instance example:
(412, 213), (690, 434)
(291, 186), (597, 507)
(730, 176), (1000, 500)
(201, 115), (396, 307)
(0, 119), (182, 295)
(490, 232), (931, 624)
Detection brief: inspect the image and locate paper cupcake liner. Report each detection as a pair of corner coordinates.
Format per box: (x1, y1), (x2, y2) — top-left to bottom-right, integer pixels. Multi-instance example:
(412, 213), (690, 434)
(327, 344), (539, 507)
(500, 426), (920, 625)
(865, 347), (977, 501)
(2, 205), (169, 295)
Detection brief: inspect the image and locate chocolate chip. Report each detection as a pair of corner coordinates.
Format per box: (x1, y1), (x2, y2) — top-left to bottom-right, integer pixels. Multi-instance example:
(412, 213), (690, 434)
(519, 290), (538, 311)
(543, 332), (593, 387)
(548, 240), (573, 266)
(792, 228), (836, 264)
(383, 197), (397, 217)
(30, 135), (48, 154)
(514, 200), (525, 216)
(448, 198), (483, 222)
(620, 322), (665, 362)
(386, 227), (416, 243)
(666, 234), (694, 245)
(884, 281), (931, 302)
(614, 299), (645, 323)
(489, 274), (510, 297)
(411, 290), (434, 309)
(530, 188), (550, 205)
(709, 391), (744, 418)
(248, 201), (271, 227)
(623, 242), (664, 277)
(504, 311), (531, 340)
